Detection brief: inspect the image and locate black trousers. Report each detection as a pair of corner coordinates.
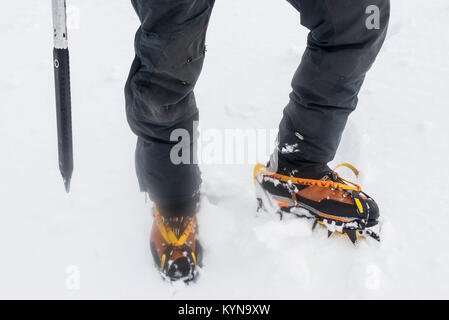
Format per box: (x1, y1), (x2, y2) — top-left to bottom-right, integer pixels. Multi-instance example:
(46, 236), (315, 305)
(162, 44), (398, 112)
(125, 0), (390, 206)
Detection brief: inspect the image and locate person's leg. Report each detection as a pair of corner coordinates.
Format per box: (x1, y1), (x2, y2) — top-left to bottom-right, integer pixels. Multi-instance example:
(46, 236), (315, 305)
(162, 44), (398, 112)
(275, 0), (390, 175)
(125, 0), (215, 214)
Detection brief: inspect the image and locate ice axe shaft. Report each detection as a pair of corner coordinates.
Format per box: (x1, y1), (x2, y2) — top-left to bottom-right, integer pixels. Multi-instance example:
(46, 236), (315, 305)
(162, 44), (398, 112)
(52, 0), (73, 193)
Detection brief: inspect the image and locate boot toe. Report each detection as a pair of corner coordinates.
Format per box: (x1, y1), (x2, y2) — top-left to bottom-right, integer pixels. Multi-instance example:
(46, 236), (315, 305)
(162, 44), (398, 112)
(167, 257), (194, 281)
(366, 198), (380, 222)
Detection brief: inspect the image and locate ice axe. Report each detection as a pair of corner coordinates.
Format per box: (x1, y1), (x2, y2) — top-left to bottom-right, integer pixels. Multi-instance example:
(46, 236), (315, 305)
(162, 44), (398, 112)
(52, 0), (73, 193)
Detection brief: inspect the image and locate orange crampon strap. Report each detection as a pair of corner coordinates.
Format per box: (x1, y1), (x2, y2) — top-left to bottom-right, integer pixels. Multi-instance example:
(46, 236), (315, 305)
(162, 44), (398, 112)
(254, 163), (362, 192)
(153, 205), (195, 247)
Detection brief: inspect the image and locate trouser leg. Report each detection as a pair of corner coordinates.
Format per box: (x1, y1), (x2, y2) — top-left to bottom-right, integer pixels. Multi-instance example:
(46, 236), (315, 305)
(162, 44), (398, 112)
(276, 0), (390, 173)
(125, 0), (215, 207)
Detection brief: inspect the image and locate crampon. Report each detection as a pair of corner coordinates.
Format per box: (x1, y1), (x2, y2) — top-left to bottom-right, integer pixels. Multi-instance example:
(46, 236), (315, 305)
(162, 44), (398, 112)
(150, 205), (202, 283)
(254, 163), (381, 244)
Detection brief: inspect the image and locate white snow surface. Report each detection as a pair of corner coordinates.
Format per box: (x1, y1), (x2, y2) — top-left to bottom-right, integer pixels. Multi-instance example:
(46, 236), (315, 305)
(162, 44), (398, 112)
(1, 0), (449, 299)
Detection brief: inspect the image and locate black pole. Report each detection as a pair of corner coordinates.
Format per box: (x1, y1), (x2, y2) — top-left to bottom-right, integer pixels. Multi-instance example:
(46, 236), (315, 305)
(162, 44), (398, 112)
(52, 0), (73, 193)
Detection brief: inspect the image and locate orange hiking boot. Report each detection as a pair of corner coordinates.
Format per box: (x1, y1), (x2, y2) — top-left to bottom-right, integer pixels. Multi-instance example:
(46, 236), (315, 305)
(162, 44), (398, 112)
(254, 163), (380, 244)
(150, 204), (202, 282)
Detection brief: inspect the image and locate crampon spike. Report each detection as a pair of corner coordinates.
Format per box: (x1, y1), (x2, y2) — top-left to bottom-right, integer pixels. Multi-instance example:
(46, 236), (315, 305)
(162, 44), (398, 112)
(367, 230), (381, 242)
(278, 211), (284, 221)
(345, 229), (358, 244)
(256, 198), (264, 213)
(327, 230), (333, 238)
(312, 220), (318, 231)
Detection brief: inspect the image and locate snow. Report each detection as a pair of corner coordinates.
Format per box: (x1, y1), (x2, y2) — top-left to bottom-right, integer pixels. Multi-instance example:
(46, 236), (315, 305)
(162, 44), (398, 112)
(280, 143), (300, 154)
(1, 0), (449, 299)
